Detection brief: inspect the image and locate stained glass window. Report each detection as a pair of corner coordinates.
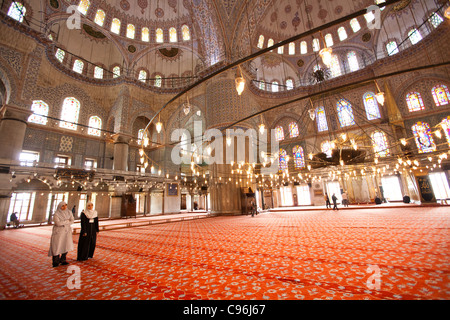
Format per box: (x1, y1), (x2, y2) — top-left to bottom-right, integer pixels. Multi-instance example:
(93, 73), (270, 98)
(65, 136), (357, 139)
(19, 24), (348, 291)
(267, 38), (274, 48)
(347, 51), (359, 72)
(155, 75), (162, 87)
(321, 140), (333, 158)
(55, 48), (65, 63)
(73, 59), (84, 74)
(363, 92), (381, 120)
(275, 126), (284, 141)
(169, 27), (177, 42)
(337, 99), (355, 127)
(138, 70), (147, 83)
(412, 122), (436, 153)
(312, 38), (320, 52)
(94, 66), (103, 79)
(286, 79), (294, 90)
(60, 97), (80, 130)
(142, 27), (150, 42)
(257, 35), (264, 49)
(272, 81), (279, 92)
(8, 2), (26, 22)
(277, 45), (284, 55)
(350, 18), (361, 32)
(181, 25), (190, 41)
(293, 146), (305, 169)
(88, 116), (102, 136)
(428, 12), (443, 29)
(386, 41), (399, 56)
(77, 0), (90, 15)
(300, 41), (307, 54)
(431, 85), (450, 106)
(338, 27), (348, 41)
(111, 18), (121, 34)
(138, 129), (145, 145)
(289, 42), (295, 55)
(289, 122), (299, 138)
(316, 106), (328, 132)
(279, 148), (288, 171)
(113, 66), (120, 78)
(156, 28), (164, 43)
(406, 92), (424, 112)
(371, 131), (390, 157)
(126, 24), (135, 39)
(94, 9), (105, 26)
(408, 29), (422, 45)
(441, 116), (450, 148)
(325, 34), (333, 47)
(329, 55), (342, 78)
(28, 100), (48, 125)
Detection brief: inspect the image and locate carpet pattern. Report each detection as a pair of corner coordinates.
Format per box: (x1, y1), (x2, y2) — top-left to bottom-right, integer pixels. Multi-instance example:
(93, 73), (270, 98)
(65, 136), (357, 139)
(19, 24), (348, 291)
(0, 207), (449, 300)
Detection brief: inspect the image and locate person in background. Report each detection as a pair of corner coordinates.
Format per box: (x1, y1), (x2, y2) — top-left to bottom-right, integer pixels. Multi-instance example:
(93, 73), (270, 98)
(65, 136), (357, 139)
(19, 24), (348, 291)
(48, 201), (74, 267)
(324, 193), (331, 209)
(9, 212), (19, 228)
(332, 193), (339, 211)
(341, 191), (349, 207)
(77, 202), (99, 261)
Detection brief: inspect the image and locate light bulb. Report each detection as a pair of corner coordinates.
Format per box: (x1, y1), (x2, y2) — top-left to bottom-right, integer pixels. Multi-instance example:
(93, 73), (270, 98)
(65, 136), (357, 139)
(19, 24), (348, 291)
(235, 76), (245, 95)
(155, 121), (162, 133)
(259, 123), (265, 134)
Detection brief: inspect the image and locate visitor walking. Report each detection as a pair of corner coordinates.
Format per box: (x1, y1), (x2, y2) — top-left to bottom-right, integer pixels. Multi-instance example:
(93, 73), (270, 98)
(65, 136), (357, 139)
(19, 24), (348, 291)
(324, 193), (331, 209)
(342, 192), (348, 207)
(77, 202), (99, 261)
(48, 201), (74, 267)
(332, 193), (339, 211)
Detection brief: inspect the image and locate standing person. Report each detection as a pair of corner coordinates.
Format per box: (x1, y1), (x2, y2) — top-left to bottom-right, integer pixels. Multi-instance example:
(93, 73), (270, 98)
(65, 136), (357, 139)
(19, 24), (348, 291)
(9, 212), (19, 228)
(332, 193), (339, 211)
(324, 193), (331, 209)
(71, 205), (77, 219)
(342, 192), (348, 207)
(48, 201), (74, 267)
(77, 202), (99, 261)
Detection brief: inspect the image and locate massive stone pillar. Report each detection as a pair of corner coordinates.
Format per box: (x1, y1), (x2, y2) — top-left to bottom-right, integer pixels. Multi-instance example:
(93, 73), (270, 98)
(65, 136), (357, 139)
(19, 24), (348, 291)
(111, 133), (131, 172)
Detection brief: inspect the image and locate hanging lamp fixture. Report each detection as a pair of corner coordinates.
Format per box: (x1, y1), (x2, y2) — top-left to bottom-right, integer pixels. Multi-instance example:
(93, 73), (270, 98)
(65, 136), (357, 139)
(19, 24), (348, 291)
(235, 65), (246, 95)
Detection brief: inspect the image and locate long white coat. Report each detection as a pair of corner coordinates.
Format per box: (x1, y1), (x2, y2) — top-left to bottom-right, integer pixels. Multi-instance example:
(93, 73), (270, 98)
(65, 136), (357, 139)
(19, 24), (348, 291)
(48, 202), (74, 257)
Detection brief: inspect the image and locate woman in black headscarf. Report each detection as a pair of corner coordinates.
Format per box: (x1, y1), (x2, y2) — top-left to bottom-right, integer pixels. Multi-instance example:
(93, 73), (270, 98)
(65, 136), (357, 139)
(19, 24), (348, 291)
(77, 202), (99, 261)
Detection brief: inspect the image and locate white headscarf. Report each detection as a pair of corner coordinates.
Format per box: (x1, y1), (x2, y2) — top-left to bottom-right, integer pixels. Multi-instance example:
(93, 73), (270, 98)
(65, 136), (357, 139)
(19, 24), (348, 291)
(84, 202), (98, 219)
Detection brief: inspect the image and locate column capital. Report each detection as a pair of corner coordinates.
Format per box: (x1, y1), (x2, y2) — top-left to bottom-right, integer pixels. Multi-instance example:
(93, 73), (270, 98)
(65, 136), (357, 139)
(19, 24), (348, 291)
(0, 104), (33, 123)
(111, 133), (133, 144)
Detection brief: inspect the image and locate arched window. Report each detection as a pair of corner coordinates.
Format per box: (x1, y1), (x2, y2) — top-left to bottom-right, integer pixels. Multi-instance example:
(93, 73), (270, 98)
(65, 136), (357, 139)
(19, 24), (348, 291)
(60, 97), (80, 130)
(155, 75), (162, 87)
(300, 41), (308, 54)
(258, 80), (265, 90)
(7, 2), (26, 22)
(312, 38), (320, 52)
(73, 59), (84, 74)
(337, 27), (348, 41)
(337, 99), (355, 127)
(316, 106), (328, 132)
(55, 48), (65, 63)
(329, 55), (342, 78)
(181, 25), (190, 41)
(279, 149), (288, 171)
(126, 24), (135, 39)
(267, 38), (274, 48)
(363, 92), (381, 120)
(347, 51), (359, 72)
(156, 28), (164, 43)
(289, 122), (299, 138)
(275, 126), (284, 141)
(286, 79), (294, 90)
(371, 131), (390, 157)
(277, 45), (284, 55)
(111, 18), (121, 34)
(169, 27), (177, 42)
(441, 116), (450, 148)
(138, 70), (147, 83)
(88, 116), (102, 136)
(293, 146), (305, 168)
(288, 42), (295, 55)
(94, 66), (103, 79)
(350, 18), (361, 32)
(94, 9), (105, 26)
(431, 85), (450, 106)
(257, 35), (264, 49)
(386, 41), (399, 56)
(324, 34), (334, 47)
(408, 29), (422, 45)
(112, 66), (120, 78)
(406, 92), (424, 112)
(429, 12), (443, 28)
(272, 81), (279, 92)
(28, 100), (49, 125)
(77, 0), (90, 15)
(412, 122), (436, 153)
(138, 129), (145, 145)
(321, 140), (333, 158)
(141, 27), (150, 42)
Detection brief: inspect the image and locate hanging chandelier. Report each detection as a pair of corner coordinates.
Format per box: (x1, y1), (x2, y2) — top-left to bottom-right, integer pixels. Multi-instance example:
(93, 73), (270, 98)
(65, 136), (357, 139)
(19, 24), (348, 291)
(235, 65), (245, 95)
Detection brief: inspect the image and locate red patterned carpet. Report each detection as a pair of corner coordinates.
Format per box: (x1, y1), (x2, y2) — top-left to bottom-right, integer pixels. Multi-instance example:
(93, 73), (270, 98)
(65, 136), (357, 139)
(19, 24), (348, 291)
(0, 207), (449, 300)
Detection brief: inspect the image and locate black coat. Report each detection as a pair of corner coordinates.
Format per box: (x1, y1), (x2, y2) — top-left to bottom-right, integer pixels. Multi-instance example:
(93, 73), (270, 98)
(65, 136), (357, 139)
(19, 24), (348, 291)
(77, 212), (99, 261)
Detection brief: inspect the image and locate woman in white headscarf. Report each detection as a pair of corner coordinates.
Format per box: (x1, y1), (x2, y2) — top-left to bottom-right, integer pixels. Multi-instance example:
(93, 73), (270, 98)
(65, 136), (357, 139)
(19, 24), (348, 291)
(77, 202), (99, 261)
(48, 201), (74, 267)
